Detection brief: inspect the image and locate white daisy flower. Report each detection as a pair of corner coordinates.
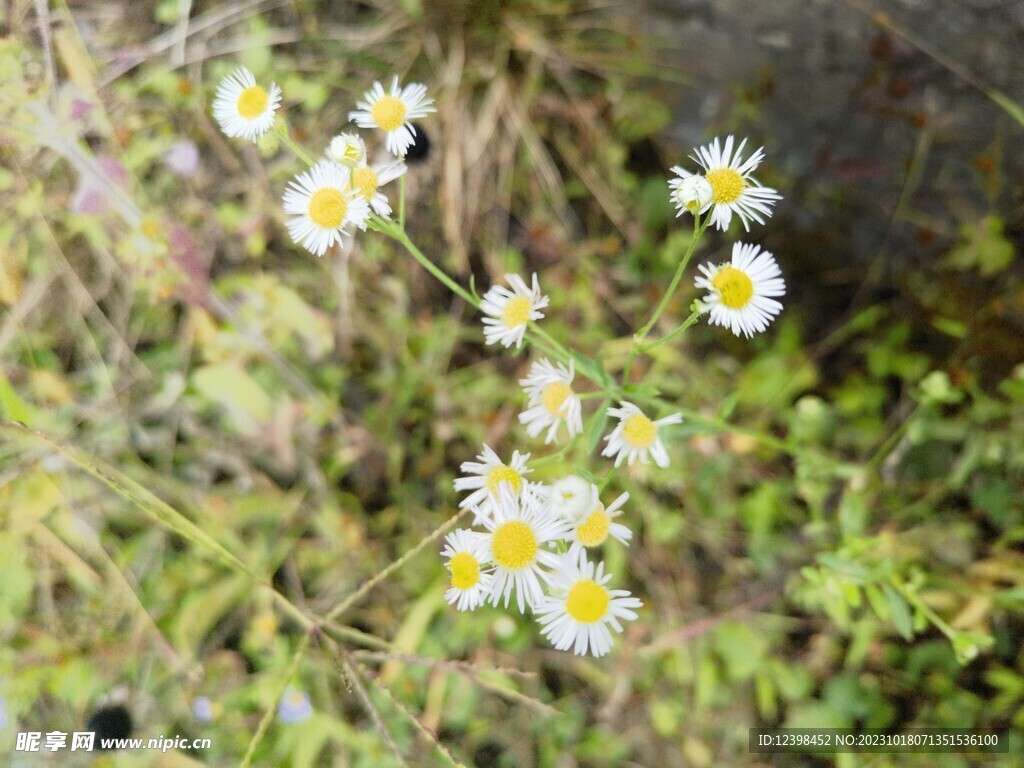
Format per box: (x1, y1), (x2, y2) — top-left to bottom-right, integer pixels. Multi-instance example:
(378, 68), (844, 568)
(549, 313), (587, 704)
(212, 67), (282, 142)
(282, 160), (371, 257)
(535, 553), (643, 657)
(480, 273), (549, 349)
(668, 174), (713, 218)
(441, 529), (493, 612)
(601, 401), (683, 468)
(348, 76), (436, 157)
(518, 359), (583, 444)
(563, 487), (632, 560)
(481, 487), (567, 613)
(546, 475), (594, 520)
(695, 241), (786, 338)
(671, 135), (781, 232)
(453, 443), (544, 522)
(327, 132), (366, 167)
(350, 157), (407, 217)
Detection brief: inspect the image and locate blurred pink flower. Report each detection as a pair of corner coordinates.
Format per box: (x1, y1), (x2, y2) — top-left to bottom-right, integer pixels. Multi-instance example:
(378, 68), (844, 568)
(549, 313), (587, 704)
(69, 98), (94, 121)
(164, 140), (200, 178)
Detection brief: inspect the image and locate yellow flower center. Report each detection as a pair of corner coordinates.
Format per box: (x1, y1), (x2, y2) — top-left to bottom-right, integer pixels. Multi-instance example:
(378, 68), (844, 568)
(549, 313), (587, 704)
(576, 507), (610, 547)
(712, 266), (754, 309)
(486, 466), (523, 495)
(237, 85), (269, 120)
(449, 551), (480, 590)
(352, 166), (379, 200)
(308, 188), (347, 229)
(501, 296), (533, 328)
(705, 167), (746, 204)
(491, 521), (537, 571)
(622, 414), (657, 448)
(370, 95), (407, 132)
(565, 579), (610, 623)
(541, 381), (572, 417)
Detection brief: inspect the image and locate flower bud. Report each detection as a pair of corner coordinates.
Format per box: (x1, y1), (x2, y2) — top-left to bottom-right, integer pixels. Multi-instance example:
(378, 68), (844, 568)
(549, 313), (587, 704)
(547, 475), (596, 520)
(257, 131), (280, 157)
(674, 175), (713, 215)
(327, 132), (366, 167)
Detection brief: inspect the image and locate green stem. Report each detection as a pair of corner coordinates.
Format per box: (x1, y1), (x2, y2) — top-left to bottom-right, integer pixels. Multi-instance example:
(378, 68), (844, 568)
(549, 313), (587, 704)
(635, 217), (709, 340)
(624, 216), (710, 382)
(527, 433), (582, 469)
(866, 402), (925, 471)
(900, 584), (956, 641)
(638, 307), (702, 352)
(324, 507), (470, 622)
(375, 220), (478, 308)
(398, 174), (407, 229)
(527, 323), (574, 367)
(598, 467), (618, 491)
(240, 633), (312, 768)
(277, 128), (316, 166)
(376, 218), (593, 383)
(526, 333), (569, 366)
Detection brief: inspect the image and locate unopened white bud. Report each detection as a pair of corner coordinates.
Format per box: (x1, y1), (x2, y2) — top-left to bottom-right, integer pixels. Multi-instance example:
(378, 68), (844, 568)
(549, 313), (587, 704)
(547, 475), (597, 520)
(674, 175), (713, 215)
(327, 132), (366, 167)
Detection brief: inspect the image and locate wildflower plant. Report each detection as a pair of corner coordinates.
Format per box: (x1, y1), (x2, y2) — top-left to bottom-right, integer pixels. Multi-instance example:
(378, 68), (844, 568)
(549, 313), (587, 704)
(206, 63), (803, 658)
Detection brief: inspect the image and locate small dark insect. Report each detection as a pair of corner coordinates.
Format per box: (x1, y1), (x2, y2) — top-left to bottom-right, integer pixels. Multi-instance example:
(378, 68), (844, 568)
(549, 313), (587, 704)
(86, 704), (133, 747)
(404, 125), (431, 162)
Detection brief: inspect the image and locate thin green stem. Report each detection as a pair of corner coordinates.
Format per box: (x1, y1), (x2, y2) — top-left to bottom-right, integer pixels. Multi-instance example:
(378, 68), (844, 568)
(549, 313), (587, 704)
(638, 307), (702, 352)
(324, 507), (470, 622)
(635, 217), (710, 340)
(527, 322), (574, 367)
(526, 333), (568, 366)
(866, 402), (925, 471)
(527, 433), (582, 469)
(398, 174), (407, 229)
(277, 128), (316, 166)
(240, 632), (312, 768)
(900, 584), (956, 641)
(598, 467), (618, 492)
(624, 216), (710, 382)
(374, 219), (478, 307)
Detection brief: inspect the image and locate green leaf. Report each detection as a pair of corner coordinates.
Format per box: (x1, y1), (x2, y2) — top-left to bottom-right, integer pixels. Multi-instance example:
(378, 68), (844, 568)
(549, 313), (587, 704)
(0, 368), (31, 423)
(865, 583), (890, 621)
(816, 552), (872, 583)
(0, 421), (257, 580)
(882, 584), (914, 640)
(586, 399), (612, 454)
(917, 370), (964, 405)
(947, 215), (1014, 275)
(570, 349), (607, 386)
(191, 363), (274, 437)
(952, 631), (994, 665)
(988, 89), (1024, 129)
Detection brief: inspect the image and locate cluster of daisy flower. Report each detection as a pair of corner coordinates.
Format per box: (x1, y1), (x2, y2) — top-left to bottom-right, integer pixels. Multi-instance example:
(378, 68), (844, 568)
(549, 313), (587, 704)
(212, 67), (434, 256)
(441, 136), (788, 655)
(209, 63), (788, 658)
(444, 464), (641, 657)
(668, 135), (787, 337)
(441, 287), (684, 655)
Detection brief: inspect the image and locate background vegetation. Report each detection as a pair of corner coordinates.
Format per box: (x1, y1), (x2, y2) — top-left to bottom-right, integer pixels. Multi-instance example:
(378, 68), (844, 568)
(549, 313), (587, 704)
(1, 0), (1022, 766)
